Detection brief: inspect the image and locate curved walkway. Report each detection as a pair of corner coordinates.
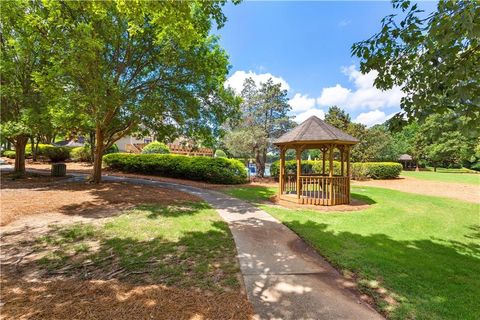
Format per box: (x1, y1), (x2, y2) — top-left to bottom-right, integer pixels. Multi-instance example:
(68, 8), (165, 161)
(3, 169), (383, 320)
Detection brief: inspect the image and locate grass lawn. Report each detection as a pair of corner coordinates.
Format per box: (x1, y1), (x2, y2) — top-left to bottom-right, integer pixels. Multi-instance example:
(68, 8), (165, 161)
(401, 170), (480, 185)
(35, 201), (240, 290)
(224, 185), (480, 320)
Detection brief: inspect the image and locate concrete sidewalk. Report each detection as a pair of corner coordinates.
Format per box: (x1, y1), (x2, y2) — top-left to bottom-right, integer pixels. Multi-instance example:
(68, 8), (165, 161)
(99, 175), (383, 320)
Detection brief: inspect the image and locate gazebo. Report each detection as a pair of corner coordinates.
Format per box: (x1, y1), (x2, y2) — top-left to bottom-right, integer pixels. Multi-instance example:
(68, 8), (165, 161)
(273, 116), (359, 206)
(398, 154), (415, 170)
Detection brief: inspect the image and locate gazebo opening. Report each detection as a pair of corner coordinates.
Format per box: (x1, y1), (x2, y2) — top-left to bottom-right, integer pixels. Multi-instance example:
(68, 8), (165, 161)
(273, 116), (360, 206)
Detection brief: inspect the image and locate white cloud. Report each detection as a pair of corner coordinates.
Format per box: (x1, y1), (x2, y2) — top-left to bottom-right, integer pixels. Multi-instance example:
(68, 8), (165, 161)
(294, 108), (325, 124)
(316, 65), (403, 111)
(225, 70), (290, 94)
(317, 84), (351, 106)
(289, 93), (316, 113)
(354, 110), (395, 127)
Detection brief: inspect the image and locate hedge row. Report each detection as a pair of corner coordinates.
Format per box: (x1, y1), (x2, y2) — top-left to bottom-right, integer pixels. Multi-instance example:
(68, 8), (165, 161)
(103, 153), (247, 184)
(270, 160), (402, 180)
(2, 144), (71, 162)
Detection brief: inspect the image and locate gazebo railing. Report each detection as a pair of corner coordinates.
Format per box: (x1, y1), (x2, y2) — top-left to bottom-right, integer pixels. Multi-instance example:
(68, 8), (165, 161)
(281, 175), (350, 205)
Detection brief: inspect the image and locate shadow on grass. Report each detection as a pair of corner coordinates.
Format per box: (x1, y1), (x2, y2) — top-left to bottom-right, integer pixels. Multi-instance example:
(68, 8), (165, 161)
(350, 192), (377, 205)
(282, 219), (480, 319)
(2, 219), (239, 289)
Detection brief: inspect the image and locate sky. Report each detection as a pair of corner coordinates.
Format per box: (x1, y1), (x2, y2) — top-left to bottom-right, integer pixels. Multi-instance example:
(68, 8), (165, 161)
(215, 1), (437, 127)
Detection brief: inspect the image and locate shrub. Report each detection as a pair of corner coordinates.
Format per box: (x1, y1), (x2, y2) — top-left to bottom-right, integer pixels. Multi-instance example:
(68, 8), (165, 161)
(105, 144), (119, 154)
(353, 162), (402, 179)
(71, 146), (92, 162)
(351, 163), (370, 181)
(2, 150), (15, 159)
(40, 145), (71, 162)
(270, 160), (402, 180)
(103, 153), (247, 184)
(141, 142), (170, 154)
(214, 149), (227, 158)
(471, 162), (480, 172)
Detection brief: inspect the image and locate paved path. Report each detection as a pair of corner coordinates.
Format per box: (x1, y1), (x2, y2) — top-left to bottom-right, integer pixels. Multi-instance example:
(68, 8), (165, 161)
(5, 170), (383, 319)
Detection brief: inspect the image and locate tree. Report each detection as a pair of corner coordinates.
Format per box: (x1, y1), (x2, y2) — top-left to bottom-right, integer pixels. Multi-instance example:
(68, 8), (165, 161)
(224, 78), (294, 177)
(39, 0), (238, 183)
(414, 113), (475, 170)
(325, 106), (351, 131)
(352, 0), (480, 132)
(0, 1), (49, 174)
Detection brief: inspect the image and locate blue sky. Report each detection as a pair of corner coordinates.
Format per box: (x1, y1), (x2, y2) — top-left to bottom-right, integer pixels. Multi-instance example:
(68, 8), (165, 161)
(216, 1), (437, 126)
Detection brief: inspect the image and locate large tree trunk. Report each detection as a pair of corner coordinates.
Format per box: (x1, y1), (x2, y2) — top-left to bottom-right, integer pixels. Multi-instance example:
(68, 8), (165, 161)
(89, 131), (95, 163)
(91, 128), (104, 183)
(255, 148), (265, 178)
(14, 136), (28, 175)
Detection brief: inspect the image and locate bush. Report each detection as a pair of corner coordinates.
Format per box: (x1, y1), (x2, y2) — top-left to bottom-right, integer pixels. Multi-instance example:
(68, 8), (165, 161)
(270, 160), (402, 180)
(214, 149), (227, 158)
(141, 142), (170, 154)
(71, 146), (92, 162)
(103, 153), (247, 184)
(2, 150), (15, 159)
(351, 163), (370, 181)
(352, 162), (402, 179)
(40, 145), (71, 162)
(105, 144), (119, 154)
(471, 162), (480, 172)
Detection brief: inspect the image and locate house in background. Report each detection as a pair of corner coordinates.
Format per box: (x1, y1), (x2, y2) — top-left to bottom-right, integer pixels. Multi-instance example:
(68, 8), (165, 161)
(118, 135), (214, 157)
(116, 135), (153, 152)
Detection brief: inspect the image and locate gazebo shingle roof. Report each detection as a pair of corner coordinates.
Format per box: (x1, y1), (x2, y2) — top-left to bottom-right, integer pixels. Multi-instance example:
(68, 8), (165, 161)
(398, 154), (413, 161)
(274, 116), (359, 145)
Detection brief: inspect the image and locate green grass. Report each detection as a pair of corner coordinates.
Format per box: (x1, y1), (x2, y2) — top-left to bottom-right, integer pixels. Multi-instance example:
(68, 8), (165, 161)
(401, 170), (479, 185)
(224, 185), (480, 320)
(36, 201), (240, 291)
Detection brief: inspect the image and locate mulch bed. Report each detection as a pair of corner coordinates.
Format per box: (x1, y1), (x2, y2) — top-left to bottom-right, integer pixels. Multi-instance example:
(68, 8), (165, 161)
(0, 277), (253, 320)
(1, 171), (200, 226)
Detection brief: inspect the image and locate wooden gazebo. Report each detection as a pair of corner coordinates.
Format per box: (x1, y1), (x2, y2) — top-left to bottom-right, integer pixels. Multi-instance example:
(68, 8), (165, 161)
(273, 116), (359, 206)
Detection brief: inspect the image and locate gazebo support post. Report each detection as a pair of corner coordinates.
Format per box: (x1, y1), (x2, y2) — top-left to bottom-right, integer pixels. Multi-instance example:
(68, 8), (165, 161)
(296, 146), (302, 203)
(322, 148), (326, 175)
(346, 146), (350, 203)
(329, 144), (334, 205)
(279, 147), (285, 196)
(340, 146), (345, 176)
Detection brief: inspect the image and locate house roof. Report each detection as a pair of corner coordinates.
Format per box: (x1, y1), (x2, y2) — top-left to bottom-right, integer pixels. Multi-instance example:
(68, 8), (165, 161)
(398, 154), (413, 161)
(273, 116), (360, 145)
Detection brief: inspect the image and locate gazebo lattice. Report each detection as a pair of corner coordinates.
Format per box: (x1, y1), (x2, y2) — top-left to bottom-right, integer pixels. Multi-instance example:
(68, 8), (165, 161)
(273, 116), (359, 206)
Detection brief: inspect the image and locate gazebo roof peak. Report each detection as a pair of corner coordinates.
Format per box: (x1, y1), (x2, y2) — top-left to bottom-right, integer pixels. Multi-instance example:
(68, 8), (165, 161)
(274, 115), (359, 145)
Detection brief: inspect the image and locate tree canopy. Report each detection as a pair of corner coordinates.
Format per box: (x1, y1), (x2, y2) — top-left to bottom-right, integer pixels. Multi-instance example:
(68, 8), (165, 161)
(352, 0), (479, 133)
(224, 78), (294, 177)
(2, 0), (238, 182)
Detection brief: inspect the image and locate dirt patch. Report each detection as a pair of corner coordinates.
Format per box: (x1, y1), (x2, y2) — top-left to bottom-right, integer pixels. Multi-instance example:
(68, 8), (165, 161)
(353, 176), (480, 204)
(269, 195), (371, 212)
(1, 172), (200, 227)
(0, 277), (253, 320)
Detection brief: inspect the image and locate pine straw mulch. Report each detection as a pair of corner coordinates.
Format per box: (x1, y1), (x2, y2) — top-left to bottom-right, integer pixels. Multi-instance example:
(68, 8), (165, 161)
(0, 277), (253, 320)
(0, 171), (200, 226)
